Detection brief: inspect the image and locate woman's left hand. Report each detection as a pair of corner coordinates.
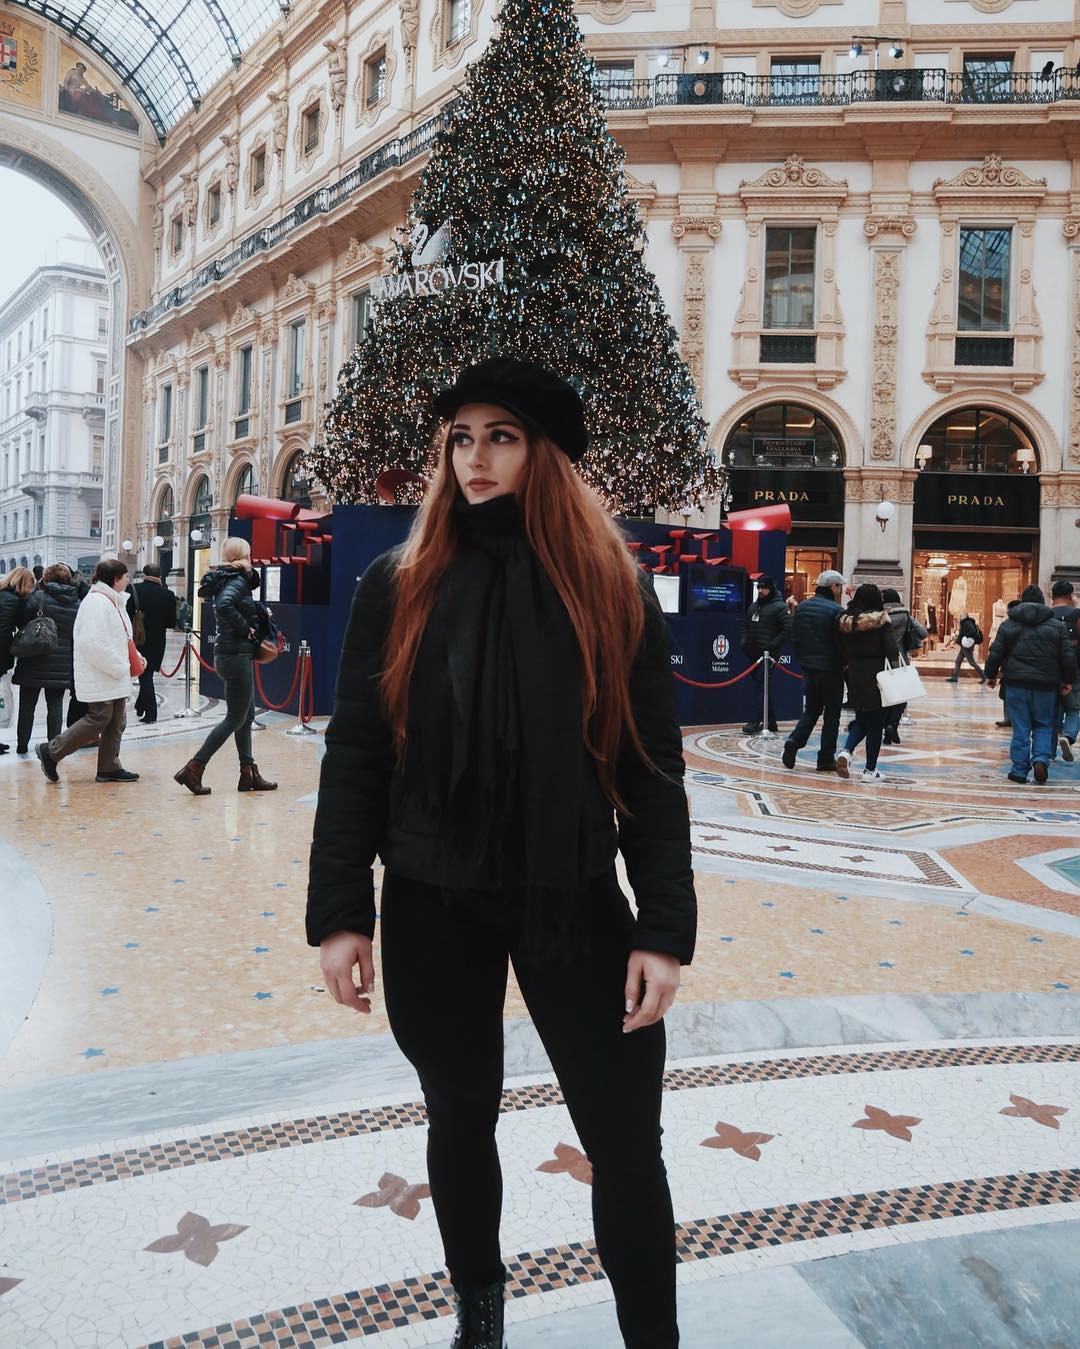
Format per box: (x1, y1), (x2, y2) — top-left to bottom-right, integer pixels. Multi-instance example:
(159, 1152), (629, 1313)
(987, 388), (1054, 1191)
(623, 949), (681, 1034)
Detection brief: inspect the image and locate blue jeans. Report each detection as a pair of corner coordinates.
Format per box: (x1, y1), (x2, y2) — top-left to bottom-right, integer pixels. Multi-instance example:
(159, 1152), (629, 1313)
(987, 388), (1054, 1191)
(844, 709), (886, 772)
(1053, 698), (1080, 745)
(1004, 687), (1057, 779)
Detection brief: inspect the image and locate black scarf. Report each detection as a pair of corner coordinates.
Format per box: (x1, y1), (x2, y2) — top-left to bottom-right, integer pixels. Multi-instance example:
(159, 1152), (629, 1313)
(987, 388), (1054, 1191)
(404, 492), (586, 958)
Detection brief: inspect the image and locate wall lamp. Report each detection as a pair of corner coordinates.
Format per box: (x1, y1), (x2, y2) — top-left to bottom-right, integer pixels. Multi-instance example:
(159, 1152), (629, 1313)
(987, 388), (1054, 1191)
(850, 36), (905, 61)
(916, 443), (933, 469)
(875, 497), (897, 533)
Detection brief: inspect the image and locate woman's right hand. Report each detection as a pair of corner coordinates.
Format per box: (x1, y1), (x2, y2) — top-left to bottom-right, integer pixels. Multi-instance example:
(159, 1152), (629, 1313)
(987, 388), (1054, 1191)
(320, 931), (376, 1014)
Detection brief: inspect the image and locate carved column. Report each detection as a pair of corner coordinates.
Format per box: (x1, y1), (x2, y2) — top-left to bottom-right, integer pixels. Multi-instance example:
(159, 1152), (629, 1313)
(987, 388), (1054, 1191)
(1064, 217), (1080, 465)
(671, 214), (722, 404)
(863, 216), (916, 462)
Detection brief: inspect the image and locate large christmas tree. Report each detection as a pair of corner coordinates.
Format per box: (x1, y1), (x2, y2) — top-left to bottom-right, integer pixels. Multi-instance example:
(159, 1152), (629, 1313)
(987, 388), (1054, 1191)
(309, 0), (718, 514)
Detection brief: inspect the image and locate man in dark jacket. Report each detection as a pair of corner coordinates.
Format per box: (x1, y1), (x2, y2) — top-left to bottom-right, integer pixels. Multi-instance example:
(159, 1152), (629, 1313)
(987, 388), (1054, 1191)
(1050, 580), (1080, 761)
(782, 570), (845, 772)
(946, 613), (986, 682)
(739, 574), (791, 734)
(132, 563), (178, 723)
(985, 584), (1077, 784)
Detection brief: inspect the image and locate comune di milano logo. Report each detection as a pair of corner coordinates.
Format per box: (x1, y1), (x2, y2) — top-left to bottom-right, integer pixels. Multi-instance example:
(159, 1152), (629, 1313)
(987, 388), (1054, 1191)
(711, 634), (730, 671)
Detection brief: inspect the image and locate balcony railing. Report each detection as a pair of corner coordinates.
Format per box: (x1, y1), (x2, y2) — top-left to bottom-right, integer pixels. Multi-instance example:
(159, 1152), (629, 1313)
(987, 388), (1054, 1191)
(129, 68), (1080, 333)
(760, 333), (817, 364)
(955, 336), (1015, 367)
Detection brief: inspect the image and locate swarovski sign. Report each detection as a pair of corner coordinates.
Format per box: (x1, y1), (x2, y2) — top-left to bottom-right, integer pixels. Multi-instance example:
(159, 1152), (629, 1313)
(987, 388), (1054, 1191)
(371, 219), (505, 306)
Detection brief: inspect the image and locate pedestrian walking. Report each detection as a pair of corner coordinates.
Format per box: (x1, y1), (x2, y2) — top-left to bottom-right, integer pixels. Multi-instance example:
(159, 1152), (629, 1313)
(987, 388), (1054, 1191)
(36, 558), (144, 785)
(174, 537), (277, 795)
(985, 585), (1077, 784)
(1050, 580), (1080, 762)
(0, 566), (37, 756)
(13, 563), (80, 754)
(65, 568), (92, 728)
(994, 599), (1021, 728)
(132, 563), (178, 724)
(946, 613), (986, 682)
(739, 573), (791, 733)
(782, 569), (845, 772)
(307, 359), (696, 1349)
(881, 587), (927, 745)
(835, 584), (901, 783)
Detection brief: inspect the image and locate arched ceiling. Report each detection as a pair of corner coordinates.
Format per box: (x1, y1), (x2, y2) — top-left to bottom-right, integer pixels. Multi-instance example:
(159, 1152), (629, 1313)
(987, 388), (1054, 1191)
(14, 0), (288, 142)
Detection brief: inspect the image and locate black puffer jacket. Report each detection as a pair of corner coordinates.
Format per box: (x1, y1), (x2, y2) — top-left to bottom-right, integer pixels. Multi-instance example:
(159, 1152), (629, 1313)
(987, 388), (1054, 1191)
(12, 582), (80, 689)
(306, 550), (696, 964)
(838, 610), (900, 710)
(740, 593), (791, 659)
(199, 565), (261, 657)
(1054, 605), (1080, 711)
(790, 590), (843, 672)
(0, 588), (34, 675)
(985, 602), (1078, 691)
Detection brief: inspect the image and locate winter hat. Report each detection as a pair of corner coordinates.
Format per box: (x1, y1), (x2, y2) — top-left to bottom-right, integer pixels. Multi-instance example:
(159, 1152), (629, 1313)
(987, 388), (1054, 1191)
(1021, 584), (1045, 605)
(434, 358), (589, 463)
(817, 570), (846, 590)
(756, 574), (775, 592)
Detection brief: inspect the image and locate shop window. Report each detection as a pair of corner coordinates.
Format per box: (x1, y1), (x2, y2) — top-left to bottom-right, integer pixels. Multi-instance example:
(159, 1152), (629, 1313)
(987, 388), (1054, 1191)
(283, 452), (312, 508)
(233, 462), (255, 506)
(762, 227), (817, 362)
(958, 228), (1010, 331)
(916, 407), (1036, 475)
(592, 60), (636, 106)
(192, 475), (213, 517)
(366, 50), (387, 107)
(724, 403), (841, 468)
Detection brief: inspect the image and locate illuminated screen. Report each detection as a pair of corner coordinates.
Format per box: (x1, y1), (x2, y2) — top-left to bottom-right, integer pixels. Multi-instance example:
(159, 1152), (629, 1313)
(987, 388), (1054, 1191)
(652, 573), (681, 614)
(686, 565), (745, 614)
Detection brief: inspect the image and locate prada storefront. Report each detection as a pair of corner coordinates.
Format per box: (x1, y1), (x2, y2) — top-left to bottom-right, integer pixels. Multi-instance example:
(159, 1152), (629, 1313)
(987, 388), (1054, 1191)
(911, 407), (1039, 655)
(724, 403), (845, 601)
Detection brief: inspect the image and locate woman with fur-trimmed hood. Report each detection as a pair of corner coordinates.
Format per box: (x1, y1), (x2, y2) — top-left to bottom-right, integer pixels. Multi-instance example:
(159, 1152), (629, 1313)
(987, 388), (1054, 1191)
(835, 583), (900, 783)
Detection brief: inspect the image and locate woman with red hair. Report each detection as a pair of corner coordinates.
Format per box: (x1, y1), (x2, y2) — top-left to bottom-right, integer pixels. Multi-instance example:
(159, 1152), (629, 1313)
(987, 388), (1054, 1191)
(307, 359), (695, 1348)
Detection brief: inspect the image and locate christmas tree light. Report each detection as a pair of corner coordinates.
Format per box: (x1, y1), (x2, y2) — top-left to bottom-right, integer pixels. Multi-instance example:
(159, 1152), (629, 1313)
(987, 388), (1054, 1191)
(309, 0), (720, 515)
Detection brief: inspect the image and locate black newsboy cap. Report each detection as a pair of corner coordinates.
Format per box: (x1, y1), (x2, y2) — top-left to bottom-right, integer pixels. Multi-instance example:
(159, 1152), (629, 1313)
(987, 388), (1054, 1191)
(433, 358), (589, 463)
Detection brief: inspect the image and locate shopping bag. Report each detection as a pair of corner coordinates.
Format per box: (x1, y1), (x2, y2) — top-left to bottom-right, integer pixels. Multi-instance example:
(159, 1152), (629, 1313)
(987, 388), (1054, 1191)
(0, 671), (12, 728)
(877, 659), (927, 708)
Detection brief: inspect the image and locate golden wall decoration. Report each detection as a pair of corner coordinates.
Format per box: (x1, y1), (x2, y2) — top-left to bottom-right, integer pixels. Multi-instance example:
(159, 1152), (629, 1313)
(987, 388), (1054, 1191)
(58, 42), (139, 134)
(0, 14), (44, 110)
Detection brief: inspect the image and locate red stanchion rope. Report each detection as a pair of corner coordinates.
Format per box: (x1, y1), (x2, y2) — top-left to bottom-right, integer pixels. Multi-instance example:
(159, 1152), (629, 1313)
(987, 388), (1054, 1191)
(191, 641), (217, 675)
(253, 653), (303, 712)
(770, 661), (805, 681)
(159, 641), (190, 679)
(672, 659), (763, 691)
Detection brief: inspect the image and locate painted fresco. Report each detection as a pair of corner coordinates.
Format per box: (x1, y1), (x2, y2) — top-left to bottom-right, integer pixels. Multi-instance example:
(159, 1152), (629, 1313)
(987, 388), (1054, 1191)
(58, 43), (139, 133)
(0, 13), (44, 110)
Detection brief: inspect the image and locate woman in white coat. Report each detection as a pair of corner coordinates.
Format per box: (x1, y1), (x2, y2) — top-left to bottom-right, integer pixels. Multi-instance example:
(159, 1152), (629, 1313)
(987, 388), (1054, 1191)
(37, 558), (145, 784)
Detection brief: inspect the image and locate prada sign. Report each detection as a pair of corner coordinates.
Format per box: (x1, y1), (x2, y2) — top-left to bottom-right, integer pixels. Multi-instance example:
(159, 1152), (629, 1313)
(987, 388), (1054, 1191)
(727, 468), (844, 523)
(914, 472), (1040, 528)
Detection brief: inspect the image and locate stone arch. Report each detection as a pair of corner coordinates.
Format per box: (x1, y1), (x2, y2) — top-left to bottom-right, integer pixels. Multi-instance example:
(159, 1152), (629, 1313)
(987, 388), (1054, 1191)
(150, 479), (176, 521)
(183, 469), (213, 517)
(900, 390), (1060, 474)
(224, 455), (257, 507)
(708, 386), (862, 467)
(0, 116), (150, 557)
(271, 438), (310, 499)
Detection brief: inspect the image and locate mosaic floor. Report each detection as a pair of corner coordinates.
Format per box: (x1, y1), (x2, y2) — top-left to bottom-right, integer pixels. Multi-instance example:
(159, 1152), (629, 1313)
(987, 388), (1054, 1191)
(0, 669), (1077, 1347)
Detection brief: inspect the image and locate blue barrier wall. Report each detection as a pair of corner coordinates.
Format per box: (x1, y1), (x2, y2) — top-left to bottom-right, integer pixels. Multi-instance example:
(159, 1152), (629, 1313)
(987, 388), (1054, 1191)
(202, 506), (803, 725)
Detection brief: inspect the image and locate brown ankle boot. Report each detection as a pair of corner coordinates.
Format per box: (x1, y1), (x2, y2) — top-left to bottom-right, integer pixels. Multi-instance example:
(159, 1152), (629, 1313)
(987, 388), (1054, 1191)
(238, 763), (278, 792)
(174, 760), (211, 795)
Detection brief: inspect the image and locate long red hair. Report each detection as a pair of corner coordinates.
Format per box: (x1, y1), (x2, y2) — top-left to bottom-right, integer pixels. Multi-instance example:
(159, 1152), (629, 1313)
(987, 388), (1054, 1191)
(381, 428), (651, 809)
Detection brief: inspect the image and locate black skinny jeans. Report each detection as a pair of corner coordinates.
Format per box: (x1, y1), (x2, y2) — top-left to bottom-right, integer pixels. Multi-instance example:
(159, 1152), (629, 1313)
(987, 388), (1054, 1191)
(381, 870), (678, 1349)
(193, 652), (255, 767)
(16, 685), (65, 751)
(786, 669), (844, 764)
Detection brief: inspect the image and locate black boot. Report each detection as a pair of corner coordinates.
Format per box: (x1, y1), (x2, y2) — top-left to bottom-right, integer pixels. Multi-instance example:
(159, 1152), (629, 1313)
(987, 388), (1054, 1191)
(449, 1280), (506, 1349)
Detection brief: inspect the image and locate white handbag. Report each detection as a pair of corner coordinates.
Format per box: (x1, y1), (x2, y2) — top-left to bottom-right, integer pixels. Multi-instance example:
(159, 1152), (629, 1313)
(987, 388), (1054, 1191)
(877, 658), (927, 708)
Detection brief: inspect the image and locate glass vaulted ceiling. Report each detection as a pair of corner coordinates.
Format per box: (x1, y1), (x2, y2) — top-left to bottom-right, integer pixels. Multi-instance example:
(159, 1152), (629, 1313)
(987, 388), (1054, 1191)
(16, 0), (288, 141)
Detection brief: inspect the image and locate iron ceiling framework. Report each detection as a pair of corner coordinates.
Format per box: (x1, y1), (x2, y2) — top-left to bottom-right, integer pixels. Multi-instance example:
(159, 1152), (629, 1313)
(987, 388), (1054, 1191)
(12, 0), (287, 142)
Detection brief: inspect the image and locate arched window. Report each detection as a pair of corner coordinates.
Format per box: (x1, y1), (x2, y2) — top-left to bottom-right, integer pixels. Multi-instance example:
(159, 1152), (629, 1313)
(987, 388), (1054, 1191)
(282, 451), (312, 508)
(191, 475), (213, 517)
(916, 407), (1037, 475)
(233, 462), (255, 506)
(0, 560), (6, 575)
(19, 555), (28, 568)
(723, 403), (843, 468)
(33, 553), (42, 568)
(157, 485), (175, 522)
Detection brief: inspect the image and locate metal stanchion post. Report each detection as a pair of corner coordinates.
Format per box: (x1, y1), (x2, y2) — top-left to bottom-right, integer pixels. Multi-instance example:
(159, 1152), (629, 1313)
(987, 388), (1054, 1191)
(286, 640), (319, 737)
(759, 654), (778, 740)
(174, 629), (198, 720)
